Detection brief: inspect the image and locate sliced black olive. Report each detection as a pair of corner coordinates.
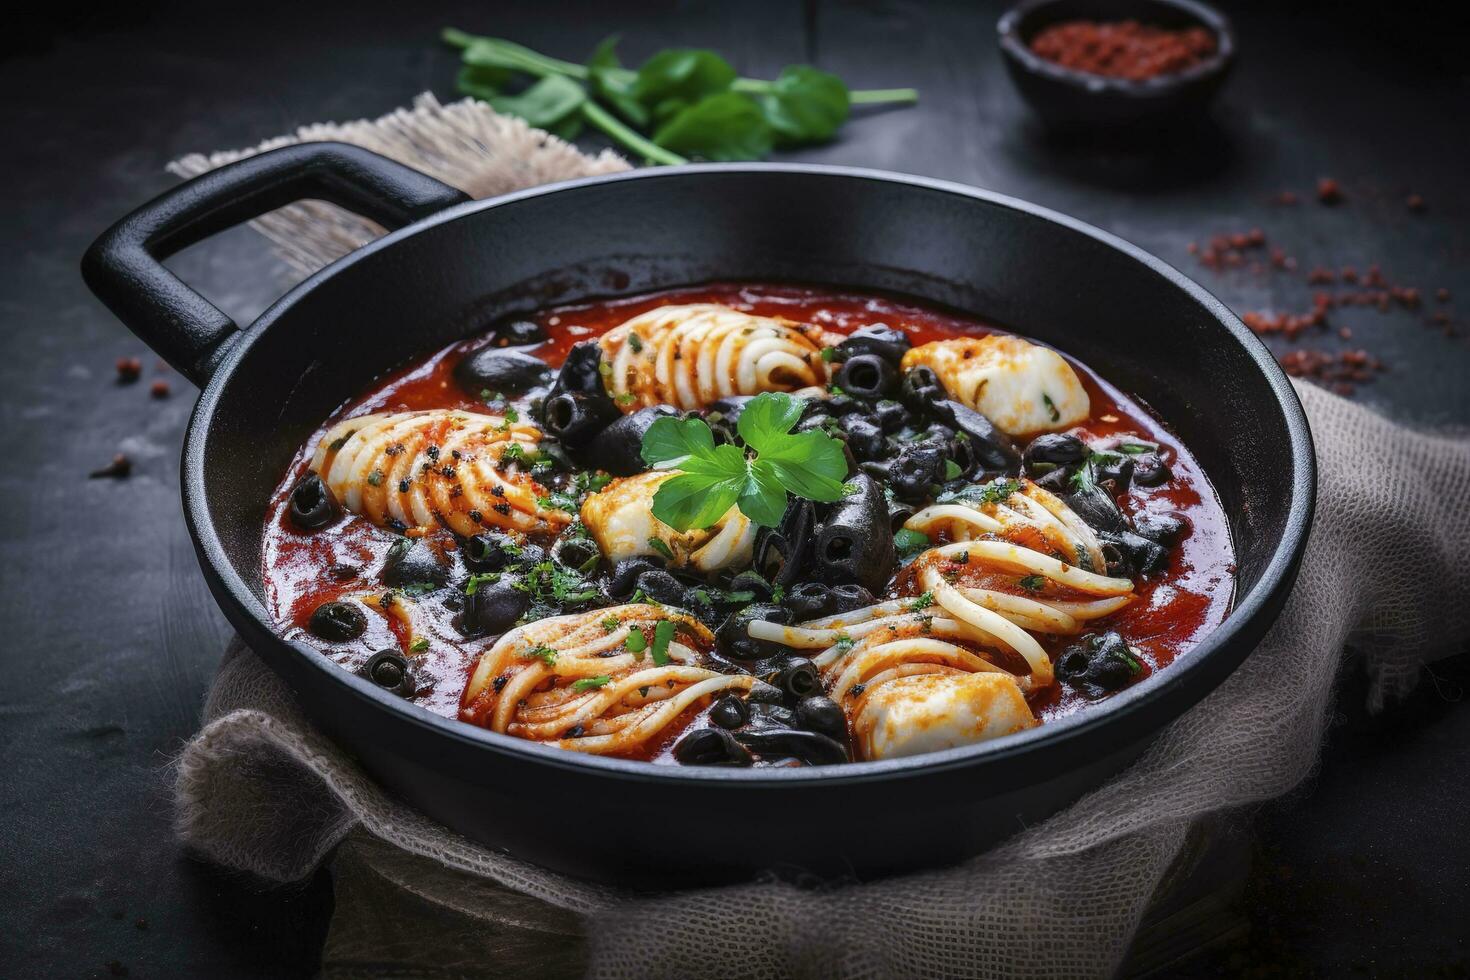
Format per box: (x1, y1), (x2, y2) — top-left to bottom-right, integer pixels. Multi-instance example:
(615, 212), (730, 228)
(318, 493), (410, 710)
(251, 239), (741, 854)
(1133, 511), (1187, 545)
(549, 341), (605, 396)
(1130, 453), (1172, 487)
(834, 354), (898, 401)
(932, 400), (1021, 472)
(288, 473), (338, 531)
(681, 586), (720, 627)
(752, 498), (815, 589)
(726, 569), (775, 603)
(1064, 484), (1130, 535)
(747, 702), (798, 728)
(673, 727), (753, 766)
(361, 649), (414, 697)
(542, 391), (618, 447)
(899, 365), (945, 413)
(842, 415), (888, 462)
(606, 556), (664, 600)
(1023, 433), (1088, 473)
(785, 581), (834, 621)
(578, 406), (678, 475)
(1099, 529), (1169, 577)
(309, 601), (366, 642)
(872, 398), (911, 433)
(837, 323), (911, 365)
(825, 393), (863, 418)
(633, 569), (687, 606)
(381, 538), (448, 589)
(888, 442), (948, 503)
(829, 583), (876, 614)
(1032, 467), (1073, 495)
(489, 317), (547, 347)
(813, 473), (895, 593)
(887, 498), (917, 533)
(453, 347), (552, 396)
(716, 603), (791, 663)
(734, 727), (848, 766)
(746, 679), (785, 705)
(773, 657), (821, 700)
(551, 535), (600, 571)
(461, 574), (529, 636)
(463, 531), (519, 572)
(1056, 630), (1143, 695)
(795, 696), (846, 739)
(709, 695), (750, 730)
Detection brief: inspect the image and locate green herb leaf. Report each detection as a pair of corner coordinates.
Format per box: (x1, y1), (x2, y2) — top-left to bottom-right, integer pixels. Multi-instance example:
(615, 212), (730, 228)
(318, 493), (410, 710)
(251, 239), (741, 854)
(1042, 393), (1061, 423)
(633, 48), (737, 122)
(408, 637), (429, 653)
(483, 74), (586, 129)
(587, 36), (648, 127)
(653, 91), (774, 161)
(626, 626), (647, 656)
(894, 527), (931, 558)
(573, 674), (613, 691)
(650, 619), (675, 666)
(650, 468), (745, 532)
(646, 536), (675, 560)
(936, 478), (1024, 507)
(601, 616), (619, 632)
(1018, 574), (1046, 592)
(524, 644), (559, 666)
(944, 459), (963, 481)
(641, 414), (718, 467)
(758, 65), (850, 145)
(907, 591), (935, 612)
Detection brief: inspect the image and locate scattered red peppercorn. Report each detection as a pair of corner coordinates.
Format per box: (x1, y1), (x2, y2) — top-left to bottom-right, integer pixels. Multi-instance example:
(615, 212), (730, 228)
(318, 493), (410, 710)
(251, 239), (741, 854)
(116, 357), (142, 384)
(150, 380), (171, 399)
(89, 454), (133, 479)
(1274, 191), (1299, 206)
(1316, 178), (1343, 204)
(1436, 288), (1451, 303)
(1028, 19), (1216, 80)
(1405, 193), (1425, 212)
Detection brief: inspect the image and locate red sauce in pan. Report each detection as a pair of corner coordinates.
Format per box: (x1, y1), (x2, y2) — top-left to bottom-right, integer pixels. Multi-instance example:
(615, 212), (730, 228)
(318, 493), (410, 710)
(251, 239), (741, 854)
(262, 282), (1235, 750)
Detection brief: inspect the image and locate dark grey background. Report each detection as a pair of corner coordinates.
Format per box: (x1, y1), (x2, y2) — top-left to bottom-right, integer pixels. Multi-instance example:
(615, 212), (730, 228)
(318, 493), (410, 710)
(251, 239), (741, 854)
(2, 1), (1467, 976)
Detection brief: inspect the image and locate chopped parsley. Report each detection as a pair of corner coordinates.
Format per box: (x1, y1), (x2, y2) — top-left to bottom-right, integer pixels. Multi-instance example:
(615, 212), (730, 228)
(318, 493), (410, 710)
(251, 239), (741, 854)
(943, 459), (963, 481)
(572, 675), (612, 692)
(646, 536), (675, 560)
(894, 527), (931, 558)
(819, 346), (837, 363)
(464, 573), (499, 595)
(936, 478), (1024, 507)
(1042, 393), (1060, 423)
(601, 616), (620, 633)
(650, 619), (675, 666)
(1018, 575), (1046, 592)
(907, 591), (935, 612)
(523, 645), (559, 666)
(628, 332), (644, 354)
(328, 433), (352, 452)
(366, 469), (384, 487)
(834, 635), (855, 654)
(626, 626), (648, 656)
(408, 637), (429, 653)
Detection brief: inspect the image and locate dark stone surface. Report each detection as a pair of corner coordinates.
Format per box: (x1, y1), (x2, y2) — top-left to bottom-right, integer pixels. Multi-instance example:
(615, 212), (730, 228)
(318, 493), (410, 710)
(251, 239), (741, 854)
(0, 1), (1465, 976)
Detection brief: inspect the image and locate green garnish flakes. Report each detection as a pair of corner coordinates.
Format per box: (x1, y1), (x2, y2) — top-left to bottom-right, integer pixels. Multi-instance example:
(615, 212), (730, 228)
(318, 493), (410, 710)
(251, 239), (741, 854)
(572, 675), (612, 692)
(650, 619), (675, 666)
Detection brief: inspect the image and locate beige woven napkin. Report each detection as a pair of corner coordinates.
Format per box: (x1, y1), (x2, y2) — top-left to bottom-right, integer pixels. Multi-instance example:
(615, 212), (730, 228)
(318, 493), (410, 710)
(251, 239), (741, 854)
(169, 97), (1470, 979)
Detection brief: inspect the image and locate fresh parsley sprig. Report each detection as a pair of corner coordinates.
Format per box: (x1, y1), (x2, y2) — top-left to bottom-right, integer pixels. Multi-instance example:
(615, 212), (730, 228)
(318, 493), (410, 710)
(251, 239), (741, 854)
(639, 392), (849, 532)
(442, 29), (918, 165)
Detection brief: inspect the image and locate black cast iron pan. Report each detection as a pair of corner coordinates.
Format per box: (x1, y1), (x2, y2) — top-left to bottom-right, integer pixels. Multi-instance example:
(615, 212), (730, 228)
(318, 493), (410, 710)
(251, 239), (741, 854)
(83, 142), (1313, 887)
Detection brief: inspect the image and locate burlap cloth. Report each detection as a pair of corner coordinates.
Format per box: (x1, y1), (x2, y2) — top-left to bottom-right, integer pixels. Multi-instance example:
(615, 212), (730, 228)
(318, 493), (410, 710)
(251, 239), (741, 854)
(170, 96), (1470, 979)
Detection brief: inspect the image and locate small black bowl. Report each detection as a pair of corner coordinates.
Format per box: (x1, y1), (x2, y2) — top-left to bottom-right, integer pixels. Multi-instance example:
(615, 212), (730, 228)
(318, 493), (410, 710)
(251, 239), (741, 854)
(998, 0), (1234, 131)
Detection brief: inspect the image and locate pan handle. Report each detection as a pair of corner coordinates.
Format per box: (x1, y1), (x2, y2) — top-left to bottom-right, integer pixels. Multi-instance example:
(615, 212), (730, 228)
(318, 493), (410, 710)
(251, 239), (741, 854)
(82, 142), (470, 385)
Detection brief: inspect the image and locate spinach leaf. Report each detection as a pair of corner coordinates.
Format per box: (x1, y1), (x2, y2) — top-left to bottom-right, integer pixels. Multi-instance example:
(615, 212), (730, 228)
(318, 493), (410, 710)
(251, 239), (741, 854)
(633, 48), (738, 122)
(587, 36), (649, 128)
(653, 92), (774, 161)
(759, 65), (850, 145)
(482, 74), (586, 130)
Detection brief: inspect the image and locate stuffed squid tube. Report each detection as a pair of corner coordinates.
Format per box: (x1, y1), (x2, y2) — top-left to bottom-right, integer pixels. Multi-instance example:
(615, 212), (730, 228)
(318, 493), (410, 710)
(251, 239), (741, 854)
(579, 471), (756, 573)
(310, 410), (570, 537)
(901, 334), (1090, 436)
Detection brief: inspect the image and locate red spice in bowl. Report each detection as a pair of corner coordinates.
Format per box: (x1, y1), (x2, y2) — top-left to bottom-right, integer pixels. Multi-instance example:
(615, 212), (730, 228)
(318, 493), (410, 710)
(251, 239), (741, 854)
(1029, 19), (1216, 81)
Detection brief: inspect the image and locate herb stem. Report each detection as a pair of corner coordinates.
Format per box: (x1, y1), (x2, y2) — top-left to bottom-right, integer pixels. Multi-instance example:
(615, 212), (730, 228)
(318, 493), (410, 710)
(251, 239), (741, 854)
(849, 87), (920, 105)
(581, 100), (688, 166)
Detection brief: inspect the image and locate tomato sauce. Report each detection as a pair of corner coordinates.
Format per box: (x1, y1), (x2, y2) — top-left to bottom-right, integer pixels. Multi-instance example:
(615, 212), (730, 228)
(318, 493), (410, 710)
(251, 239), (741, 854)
(262, 282), (1235, 739)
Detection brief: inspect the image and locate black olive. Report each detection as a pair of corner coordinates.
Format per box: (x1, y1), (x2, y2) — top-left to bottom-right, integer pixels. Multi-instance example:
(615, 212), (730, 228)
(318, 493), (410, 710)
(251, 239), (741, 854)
(673, 727), (753, 766)
(551, 535), (600, 571)
(872, 398), (911, 433)
(709, 695), (750, 730)
(745, 679), (785, 705)
(361, 649), (415, 697)
(785, 581), (834, 621)
(309, 601), (367, 642)
(773, 657), (822, 700)
(1056, 631), (1143, 695)
(932, 400), (1021, 472)
(834, 354), (898, 401)
(1032, 467), (1073, 495)
(606, 557), (664, 600)
(681, 586), (720, 627)
(549, 341), (605, 396)
(578, 406), (679, 475)
(889, 442), (948, 503)
(1023, 433), (1088, 473)
(490, 317), (547, 347)
(463, 531), (519, 572)
(842, 415), (888, 462)
(1099, 529), (1169, 577)
(1092, 455), (1135, 493)
(707, 415), (738, 447)
(1130, 453), (1172, 487)
(734, 728), (848, 766)
(462, 574), (530, 636)
(887, 499), (917, 532)
(829, 583), (876, 614)
(1064, 485), (1130, 535)
(795, 696), (847, 739)
(899, 365), (945, 412)
(716, 603), (791, 663)
(288, 473), (338, 531)
(752, 498), (815, 589)
(1134, 511), (1187, 545)
(813, 473), (896, 593)
(837, 324), (911, 366)
(381, 538), (448, 589)
(542, 391), (617, 447)
(726, 569), (775, 603)
(748, 702), (798, 728)
(453, 347), (552, 396)
(633, 569), (687, 606)
(825, 393), (863, 418)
